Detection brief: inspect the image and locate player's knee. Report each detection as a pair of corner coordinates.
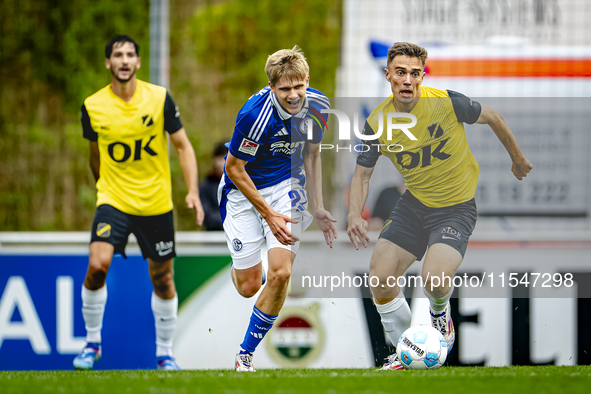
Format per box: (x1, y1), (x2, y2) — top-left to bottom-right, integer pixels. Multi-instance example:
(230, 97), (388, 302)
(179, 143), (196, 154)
(268, 266), (291, 285)
(151, 269), (174, 294)
(87, 258), (110, 285)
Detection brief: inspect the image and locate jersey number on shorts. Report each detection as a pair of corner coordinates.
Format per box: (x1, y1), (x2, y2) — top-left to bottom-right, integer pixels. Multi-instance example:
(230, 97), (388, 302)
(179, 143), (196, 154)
(288, 190), (307, 212)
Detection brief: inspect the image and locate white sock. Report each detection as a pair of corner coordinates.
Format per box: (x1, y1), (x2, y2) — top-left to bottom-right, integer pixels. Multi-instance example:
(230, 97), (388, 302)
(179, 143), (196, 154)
(152, 292), (178, 358)
(424, 287), (453, 314)
(81, 285), (107, 344)
(375, 291), (412, 348)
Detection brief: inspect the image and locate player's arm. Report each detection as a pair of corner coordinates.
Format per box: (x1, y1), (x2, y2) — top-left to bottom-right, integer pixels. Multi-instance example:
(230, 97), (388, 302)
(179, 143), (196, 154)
(347, 119), (381, 249)
(170, 128), (204, 226)
(225, 152), (297, 246)
(476, 104), (533, 180)
(303, 142), (337, 248)
(347, 164), (375, 250)
(82, 104), (100, 182)
(89, 141), (100, 182)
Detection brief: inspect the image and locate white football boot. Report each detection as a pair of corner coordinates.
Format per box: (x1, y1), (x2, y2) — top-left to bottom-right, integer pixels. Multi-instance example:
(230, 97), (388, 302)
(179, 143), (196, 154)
(235, 353), (256, 372)
(377, 353), (404, 370)
(430, 302), (455, 354)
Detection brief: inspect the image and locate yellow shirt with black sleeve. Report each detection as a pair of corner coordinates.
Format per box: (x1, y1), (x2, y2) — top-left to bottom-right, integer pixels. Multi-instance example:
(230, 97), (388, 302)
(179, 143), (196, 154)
(81, 79), (183, 216)
(357, 86), (482, 208)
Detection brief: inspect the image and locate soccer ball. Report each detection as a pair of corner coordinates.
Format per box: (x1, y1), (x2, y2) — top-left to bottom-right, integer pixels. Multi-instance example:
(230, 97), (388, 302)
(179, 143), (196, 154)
(396, 325), (448, 370)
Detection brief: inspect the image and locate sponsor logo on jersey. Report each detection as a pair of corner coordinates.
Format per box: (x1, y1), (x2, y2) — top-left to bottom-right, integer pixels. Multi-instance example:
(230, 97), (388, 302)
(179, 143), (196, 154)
(232, 238), (243, 251)
(270, 141), (305, 156)
(238, 139), (260, 156)
(107, 135), (158, 163)
(96, 223), (111, 238)
(155, 241), (174, 256)
(441, 226), (461, 240)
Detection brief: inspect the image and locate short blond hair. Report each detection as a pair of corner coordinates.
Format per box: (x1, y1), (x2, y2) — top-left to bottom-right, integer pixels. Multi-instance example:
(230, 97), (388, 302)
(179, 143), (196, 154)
(265, 45), (310, 86)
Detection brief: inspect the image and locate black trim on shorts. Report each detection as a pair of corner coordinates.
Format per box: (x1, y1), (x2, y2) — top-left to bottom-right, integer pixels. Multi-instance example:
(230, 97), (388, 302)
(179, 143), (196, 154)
(90, 204), (176, 262)
(378, 191), (477, 260)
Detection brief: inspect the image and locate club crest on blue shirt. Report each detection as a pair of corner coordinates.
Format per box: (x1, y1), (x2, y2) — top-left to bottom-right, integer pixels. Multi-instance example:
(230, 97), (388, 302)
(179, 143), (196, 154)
(298, 118), (313, 136)
(232, 238), (243, 251)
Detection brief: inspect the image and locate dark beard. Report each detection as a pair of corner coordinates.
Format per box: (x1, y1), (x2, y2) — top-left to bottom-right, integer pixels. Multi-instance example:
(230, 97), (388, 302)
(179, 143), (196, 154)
(111, 67), (135, 83)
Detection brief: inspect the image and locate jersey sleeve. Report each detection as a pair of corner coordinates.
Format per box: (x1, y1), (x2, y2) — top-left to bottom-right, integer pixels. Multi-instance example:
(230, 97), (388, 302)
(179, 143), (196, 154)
(163, 92), (183, 134)
(356, 120), (382, 168)
(447, 90), (482, 124)
(81, 104), (97, 142)
(228, 110), (266, 163)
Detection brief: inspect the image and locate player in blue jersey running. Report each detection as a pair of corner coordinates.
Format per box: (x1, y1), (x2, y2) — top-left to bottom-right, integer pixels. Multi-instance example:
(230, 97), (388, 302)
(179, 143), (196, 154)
(218, 46), (338, 372)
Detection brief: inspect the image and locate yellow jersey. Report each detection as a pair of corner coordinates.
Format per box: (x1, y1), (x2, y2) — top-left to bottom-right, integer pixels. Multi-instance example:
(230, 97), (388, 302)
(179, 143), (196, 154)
(81, 79), (183, 216)
(357, 86), (482, 208)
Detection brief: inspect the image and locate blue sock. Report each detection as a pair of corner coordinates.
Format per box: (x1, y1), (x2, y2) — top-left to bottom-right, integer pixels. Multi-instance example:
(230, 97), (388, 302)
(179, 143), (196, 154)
(86, 342), (100, 350)
(239, 306), (277, 355)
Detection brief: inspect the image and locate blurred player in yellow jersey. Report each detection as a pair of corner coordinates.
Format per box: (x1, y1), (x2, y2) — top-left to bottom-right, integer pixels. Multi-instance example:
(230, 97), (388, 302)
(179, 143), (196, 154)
(73, 35), (204, 371)
(346, 42), (533, 370)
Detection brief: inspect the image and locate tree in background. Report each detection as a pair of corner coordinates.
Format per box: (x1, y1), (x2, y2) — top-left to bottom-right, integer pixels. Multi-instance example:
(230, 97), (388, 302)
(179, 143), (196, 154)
(0, 0), (341, 231)
(0, 0), (150, 230)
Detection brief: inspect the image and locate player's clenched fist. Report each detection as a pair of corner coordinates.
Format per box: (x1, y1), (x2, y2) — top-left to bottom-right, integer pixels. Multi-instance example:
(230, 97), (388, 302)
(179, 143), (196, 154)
(511, 156), (533, 180)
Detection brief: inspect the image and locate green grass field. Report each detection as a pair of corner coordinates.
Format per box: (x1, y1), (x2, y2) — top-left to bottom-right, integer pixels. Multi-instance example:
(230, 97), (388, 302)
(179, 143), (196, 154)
(1, 366), (590, 394)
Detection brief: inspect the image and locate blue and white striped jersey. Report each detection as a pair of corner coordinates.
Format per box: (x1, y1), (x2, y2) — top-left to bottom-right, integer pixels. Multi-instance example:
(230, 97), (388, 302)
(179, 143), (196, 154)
(222, 86), (330, 191)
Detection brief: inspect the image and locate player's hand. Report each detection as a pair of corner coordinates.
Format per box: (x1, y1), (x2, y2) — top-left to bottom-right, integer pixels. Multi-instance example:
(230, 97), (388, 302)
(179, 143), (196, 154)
(511, 156), (533, 180)
(265, 210), (299, 246)
(314, 208), (338, 248)
(346, 215), (370, 250)
(185, 192), (204, 226)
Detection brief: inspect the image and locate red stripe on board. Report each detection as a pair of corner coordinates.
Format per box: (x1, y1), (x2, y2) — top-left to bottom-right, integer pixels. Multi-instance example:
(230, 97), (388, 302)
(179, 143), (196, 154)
(425, 59), (591, 77)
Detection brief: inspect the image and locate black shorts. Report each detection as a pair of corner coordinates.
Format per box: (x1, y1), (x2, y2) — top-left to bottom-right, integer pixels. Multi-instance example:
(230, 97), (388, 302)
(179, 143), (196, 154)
(378, 191), (477, 260)
(90, 204), (176, 262)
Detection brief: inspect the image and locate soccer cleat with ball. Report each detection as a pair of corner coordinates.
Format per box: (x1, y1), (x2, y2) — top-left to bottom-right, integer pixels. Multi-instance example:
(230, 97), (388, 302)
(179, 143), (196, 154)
(157, 356), (181, 370)
(430, 302), (455, 354)
(235, 353), (256, 372)
(73, 344), (101, 370)
(377, 352), (404, 370)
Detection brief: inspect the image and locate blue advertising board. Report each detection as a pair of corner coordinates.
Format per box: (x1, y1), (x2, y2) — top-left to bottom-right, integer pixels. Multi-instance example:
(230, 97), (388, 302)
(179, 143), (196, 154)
(0, 254), (157, 370)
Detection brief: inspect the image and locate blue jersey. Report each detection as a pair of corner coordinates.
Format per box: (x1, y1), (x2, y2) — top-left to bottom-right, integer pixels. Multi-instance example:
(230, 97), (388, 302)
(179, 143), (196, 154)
(222, 86), (330, 192)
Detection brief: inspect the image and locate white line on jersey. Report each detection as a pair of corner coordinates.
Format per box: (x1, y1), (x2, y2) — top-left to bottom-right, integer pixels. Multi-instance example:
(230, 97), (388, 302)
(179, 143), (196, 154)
(248, 96), (272, 140)
(254, 102), (274, 141)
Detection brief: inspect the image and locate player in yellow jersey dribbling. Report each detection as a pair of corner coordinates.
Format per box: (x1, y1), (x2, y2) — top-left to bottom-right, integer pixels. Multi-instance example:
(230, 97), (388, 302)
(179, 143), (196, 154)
(73, 35), (204, 371)
(346, 42), (533, 370)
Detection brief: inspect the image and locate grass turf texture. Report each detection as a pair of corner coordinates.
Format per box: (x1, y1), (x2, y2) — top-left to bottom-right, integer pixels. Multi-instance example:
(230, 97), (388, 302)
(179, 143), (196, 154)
(1, 366), (590, 394)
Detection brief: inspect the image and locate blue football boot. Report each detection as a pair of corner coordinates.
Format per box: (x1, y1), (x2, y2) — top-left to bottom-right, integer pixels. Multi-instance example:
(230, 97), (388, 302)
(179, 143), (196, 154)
(73, 343), (101, 370)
